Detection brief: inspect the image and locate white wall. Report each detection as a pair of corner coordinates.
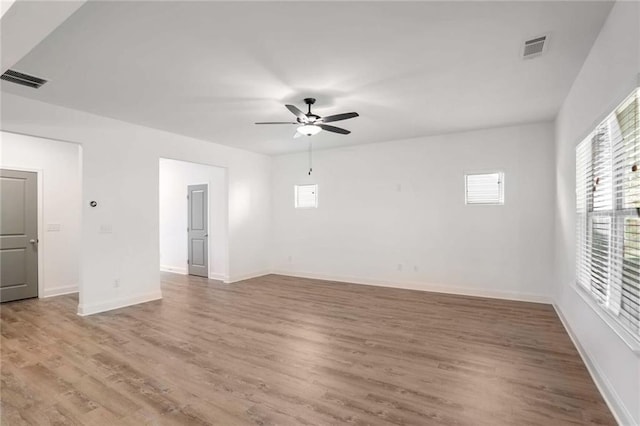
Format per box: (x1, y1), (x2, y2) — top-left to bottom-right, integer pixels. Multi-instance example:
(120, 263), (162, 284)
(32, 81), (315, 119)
(0, 131), (81, 297)
(271, 122), (555, 302)
(159, 158), (227, 280)
(554, 1), (640, 424)
(1, 93), (271, 315)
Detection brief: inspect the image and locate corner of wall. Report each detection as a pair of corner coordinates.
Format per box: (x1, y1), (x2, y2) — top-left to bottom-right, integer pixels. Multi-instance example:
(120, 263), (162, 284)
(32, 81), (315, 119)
(41, 285), (79, 298)
(223, 271), (271, 284)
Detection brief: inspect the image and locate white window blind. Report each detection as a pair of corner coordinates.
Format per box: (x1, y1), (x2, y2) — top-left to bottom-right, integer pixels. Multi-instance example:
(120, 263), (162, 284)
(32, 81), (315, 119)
(294, 184), (318, 208)
(576, 87), (640, 337)
(465, 172), (504, 205)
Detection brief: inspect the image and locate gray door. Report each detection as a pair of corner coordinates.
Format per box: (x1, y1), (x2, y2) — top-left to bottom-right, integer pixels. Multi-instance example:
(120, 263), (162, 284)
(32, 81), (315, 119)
(187, 184), (208, 277)
(1, 169), (38, 302)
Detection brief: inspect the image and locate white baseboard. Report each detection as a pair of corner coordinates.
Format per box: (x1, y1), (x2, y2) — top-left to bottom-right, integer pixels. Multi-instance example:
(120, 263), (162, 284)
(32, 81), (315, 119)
(160, 265), (187, 275)
(224, 270), (271, 284)
(41, 285), (78, 298)
(161, 268), (228, 282)
(208, 272), (227, 281)
(271, 270), (551, 304)
(77, 290), (163, 316)
(553, 303), (634, 426)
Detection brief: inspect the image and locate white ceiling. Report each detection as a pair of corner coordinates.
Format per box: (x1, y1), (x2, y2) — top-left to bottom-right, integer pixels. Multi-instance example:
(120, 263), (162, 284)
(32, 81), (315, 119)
(1, 1), (613, 155)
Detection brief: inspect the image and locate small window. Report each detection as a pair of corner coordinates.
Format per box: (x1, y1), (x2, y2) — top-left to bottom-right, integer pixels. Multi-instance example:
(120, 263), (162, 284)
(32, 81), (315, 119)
(465, 172), (504, 205)
(295, 184), (318, 208)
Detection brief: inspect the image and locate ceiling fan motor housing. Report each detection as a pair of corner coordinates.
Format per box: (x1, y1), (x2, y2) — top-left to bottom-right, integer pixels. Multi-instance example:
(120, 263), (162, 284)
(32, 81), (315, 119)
(299, 114), (320, 123)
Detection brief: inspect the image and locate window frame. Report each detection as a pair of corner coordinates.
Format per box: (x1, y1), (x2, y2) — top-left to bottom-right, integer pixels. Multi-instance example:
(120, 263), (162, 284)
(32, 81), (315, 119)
(294, 184), (318, 209)
(464, 171), (505, 205)
(575, 87), (640, 345)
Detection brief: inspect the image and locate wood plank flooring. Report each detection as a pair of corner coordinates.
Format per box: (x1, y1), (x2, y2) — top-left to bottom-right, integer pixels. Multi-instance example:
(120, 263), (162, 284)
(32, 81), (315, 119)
(1, 273), (615, 425)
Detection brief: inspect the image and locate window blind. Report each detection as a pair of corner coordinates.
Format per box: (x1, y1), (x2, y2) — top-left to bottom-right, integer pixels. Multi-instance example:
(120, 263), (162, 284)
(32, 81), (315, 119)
(465, 172), (504, 205)
(576, 87), (640, 337)
(294, 184), (318, 208)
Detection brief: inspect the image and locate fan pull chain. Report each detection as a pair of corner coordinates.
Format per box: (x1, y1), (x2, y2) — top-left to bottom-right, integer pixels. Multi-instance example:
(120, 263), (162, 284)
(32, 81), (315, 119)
(308, 141), (313, 175)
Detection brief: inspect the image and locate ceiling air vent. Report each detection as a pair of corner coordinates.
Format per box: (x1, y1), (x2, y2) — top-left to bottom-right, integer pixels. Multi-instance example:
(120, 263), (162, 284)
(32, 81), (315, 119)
(0, 69), (47, 89)
(522, 35), (547, 59)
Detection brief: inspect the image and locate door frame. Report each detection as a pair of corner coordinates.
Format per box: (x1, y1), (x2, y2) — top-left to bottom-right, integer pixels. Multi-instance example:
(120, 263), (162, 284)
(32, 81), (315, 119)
(0, 166), (44, 298)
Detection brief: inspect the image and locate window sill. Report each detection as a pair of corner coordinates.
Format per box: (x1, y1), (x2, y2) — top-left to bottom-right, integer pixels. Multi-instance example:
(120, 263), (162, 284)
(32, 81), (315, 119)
(571, 284), (640, 355)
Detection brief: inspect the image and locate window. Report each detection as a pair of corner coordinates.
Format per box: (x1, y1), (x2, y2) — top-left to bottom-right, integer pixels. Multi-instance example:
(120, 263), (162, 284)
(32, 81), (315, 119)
(294, 184), (318, 208)
(576, 88), (640, 338)
(465, 172), (504, 205)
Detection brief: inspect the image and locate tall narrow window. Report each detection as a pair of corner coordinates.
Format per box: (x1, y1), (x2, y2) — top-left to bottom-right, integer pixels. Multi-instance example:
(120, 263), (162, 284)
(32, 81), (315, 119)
(465, 172), (504, 205)
(576, 87), (640, 337)
(294, 184), (318, 209)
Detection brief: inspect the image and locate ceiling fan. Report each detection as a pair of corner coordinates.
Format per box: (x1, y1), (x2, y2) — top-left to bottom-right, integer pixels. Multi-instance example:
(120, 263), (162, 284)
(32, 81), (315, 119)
(255, 98), (359, 137)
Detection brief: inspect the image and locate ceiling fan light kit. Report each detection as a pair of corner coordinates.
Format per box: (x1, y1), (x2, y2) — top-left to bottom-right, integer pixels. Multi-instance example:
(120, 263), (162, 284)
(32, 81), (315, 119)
(297, 125), (322, 136)
(255, 97), (359, 138)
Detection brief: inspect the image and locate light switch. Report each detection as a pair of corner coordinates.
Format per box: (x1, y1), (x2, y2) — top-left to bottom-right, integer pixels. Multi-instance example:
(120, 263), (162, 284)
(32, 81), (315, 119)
(47, 224), (61, 232)
(99, 224), (113, 234)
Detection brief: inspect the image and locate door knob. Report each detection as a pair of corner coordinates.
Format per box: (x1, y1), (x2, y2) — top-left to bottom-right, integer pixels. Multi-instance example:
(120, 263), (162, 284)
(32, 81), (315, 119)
(29, 239), (38, 244)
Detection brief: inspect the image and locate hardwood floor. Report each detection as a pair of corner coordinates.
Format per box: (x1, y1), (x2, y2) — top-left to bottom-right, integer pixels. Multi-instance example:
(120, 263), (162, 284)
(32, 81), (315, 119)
(1, 273), (615, 425)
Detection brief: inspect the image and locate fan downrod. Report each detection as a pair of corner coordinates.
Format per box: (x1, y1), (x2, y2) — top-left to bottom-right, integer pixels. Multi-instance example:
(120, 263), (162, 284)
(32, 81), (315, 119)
(303, 98), (318, 117)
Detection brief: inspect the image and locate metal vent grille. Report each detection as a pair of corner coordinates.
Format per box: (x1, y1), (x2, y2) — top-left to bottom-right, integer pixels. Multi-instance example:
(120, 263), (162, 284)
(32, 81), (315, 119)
(0, 69), (47, 88)
(523, 35), (547, 59)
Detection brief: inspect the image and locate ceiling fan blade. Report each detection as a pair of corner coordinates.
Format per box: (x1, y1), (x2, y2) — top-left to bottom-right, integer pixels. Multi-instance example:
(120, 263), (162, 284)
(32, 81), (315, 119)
(285, 104), (308, 122)
(319, 112), (359, 123)
(254, 121), (297, 125)
(318, 124), (351, 135)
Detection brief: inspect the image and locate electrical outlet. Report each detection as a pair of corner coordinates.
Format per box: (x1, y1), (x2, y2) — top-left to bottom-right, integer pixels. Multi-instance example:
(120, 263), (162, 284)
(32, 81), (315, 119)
(114, 279), (120, 288)
(397, 264), (403, 271)
(414, 265), (419, 272)
(288, 256), (293, 263)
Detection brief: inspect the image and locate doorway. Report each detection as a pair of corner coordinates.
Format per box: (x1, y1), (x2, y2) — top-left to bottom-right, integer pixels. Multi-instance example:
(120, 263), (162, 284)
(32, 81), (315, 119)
(159, 158), (228, 281)
(0, 169), (38, 302)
